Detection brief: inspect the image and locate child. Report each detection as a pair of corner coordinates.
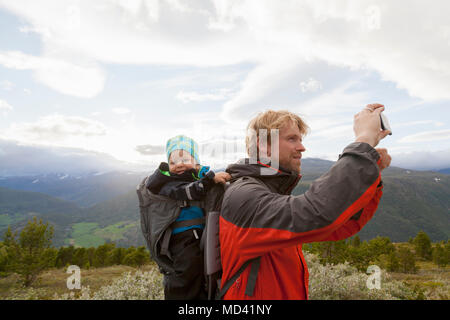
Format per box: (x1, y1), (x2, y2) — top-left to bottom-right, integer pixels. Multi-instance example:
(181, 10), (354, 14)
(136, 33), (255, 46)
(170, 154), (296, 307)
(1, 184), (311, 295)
(145, 135), (230, 300)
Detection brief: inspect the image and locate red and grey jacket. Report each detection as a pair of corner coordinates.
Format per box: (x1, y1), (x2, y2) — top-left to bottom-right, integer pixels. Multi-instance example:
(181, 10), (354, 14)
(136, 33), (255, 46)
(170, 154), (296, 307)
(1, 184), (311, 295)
(219, 142), (384, 300)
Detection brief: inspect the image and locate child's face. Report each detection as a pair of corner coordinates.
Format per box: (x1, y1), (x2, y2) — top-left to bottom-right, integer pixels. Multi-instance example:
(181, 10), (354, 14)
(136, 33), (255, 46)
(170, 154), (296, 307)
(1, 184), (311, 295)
(168, 149), (198, 174)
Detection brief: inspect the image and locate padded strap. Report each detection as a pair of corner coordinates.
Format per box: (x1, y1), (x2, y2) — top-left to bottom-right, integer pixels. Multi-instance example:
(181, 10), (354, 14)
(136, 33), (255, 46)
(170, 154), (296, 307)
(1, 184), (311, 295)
(160, 217), (205, 259)
(245, 256), (261, 296)
(136, 189), (145, 207)
(160, 227), (173, 260)
(217, 256), (261, 299)
(199, 224), (206, 251)
(177, 200), (204, 208)
(171, 217), (205, 229)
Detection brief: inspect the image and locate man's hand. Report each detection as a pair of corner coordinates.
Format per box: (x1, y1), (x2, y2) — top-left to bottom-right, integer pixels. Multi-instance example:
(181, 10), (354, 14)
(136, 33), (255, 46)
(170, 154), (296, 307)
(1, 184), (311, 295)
(354, 103), (392, 147)
(214, 172), (232, 184)
(376, 148), (391, 171)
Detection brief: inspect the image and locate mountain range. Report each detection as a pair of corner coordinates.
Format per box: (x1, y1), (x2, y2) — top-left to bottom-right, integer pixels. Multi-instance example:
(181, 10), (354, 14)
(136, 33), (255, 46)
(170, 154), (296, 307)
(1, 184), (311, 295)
(0, 159), (449, 247)
(0, 171), (146, 207)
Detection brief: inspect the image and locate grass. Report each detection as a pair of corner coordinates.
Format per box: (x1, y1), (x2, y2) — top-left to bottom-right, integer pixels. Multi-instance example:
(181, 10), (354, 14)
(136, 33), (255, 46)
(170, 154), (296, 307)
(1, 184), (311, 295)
(388, 258), (449, 299)
(67, 221), (138, 247)
(0, 263), (158, 300)
(0, 214), (13, 228)
(1, 241), (448, 300)
(384, 242), (450, 299)
(0, 213), (25, 229)
(68, 222), (104, 247)
(1, 260), (448, 300)
(94, 221), (137, 242)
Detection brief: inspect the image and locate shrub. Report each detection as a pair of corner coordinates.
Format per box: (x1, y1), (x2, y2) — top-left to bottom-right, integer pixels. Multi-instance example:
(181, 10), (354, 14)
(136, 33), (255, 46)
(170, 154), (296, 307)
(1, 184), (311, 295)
(432, 244), (448, 268)
(304, 252), (416, 300)
(54, 268), (164, 300)
(305, 237), (396, 273)
(396, 247), (418, 273)
(93, 243), (116, 268)
(55, 246), (75, 268)
(413, 231), (432, 260)
(107, 247), (126, 266)
(4, 217), (55, 286)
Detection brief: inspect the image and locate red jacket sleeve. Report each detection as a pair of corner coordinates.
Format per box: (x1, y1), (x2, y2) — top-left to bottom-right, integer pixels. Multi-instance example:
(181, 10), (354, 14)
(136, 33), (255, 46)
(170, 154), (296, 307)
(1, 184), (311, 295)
(220, 142), (382, 261)
(312, 182), (383, 242)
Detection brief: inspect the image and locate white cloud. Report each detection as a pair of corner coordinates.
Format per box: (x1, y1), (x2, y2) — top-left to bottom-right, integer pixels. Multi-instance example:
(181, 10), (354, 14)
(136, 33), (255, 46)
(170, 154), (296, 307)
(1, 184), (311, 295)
(365, 5), (381, 31)
(299, 81), (369, 116)
(0, 80), (14, 91)
(0, 0), (449, 169)
(398, 129), (450, 143)
(0, 50), (105, 98)
(395, 120), (446, 128)
(135, 144), (165, 156)
(6, 114), (107, 141)
(2, 0), (450, 103)
(141, 69), (246, 90)
(300, 78), (322, 93)
(114, 0), (160, 21)
(0, 99), (13, 114)
(112, 107), (131, 115)
(391, 148), (450, 170)
(176, 89), (231, 103)
(310, 124), (353, 140)
(208, 142), (247, 166)
(0, 138), (142, 175)
(0, 0), (254, 66)
(221, 59), (299, 123)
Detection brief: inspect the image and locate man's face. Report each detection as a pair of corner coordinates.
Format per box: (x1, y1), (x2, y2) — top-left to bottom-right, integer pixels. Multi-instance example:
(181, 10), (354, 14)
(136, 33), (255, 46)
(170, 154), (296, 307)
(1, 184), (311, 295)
(261, 120), (306, 174)
(168, 149), (197, 174)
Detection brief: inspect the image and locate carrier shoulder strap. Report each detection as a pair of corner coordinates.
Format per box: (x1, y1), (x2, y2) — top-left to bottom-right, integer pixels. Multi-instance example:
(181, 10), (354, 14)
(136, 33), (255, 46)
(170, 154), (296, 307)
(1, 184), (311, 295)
(199, 180), (230, 251)
(176, 199), (204, 209)
(159, 199), (206, 260)
(217, 256), (261, 299)
(136, 178), (151, 207)
(136, 188), (145, 206)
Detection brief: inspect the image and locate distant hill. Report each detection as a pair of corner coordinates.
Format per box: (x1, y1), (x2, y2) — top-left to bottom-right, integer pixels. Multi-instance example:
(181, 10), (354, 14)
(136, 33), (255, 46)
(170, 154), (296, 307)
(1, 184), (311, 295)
(0, 159), (449, 247)
(0, 171), (147, 207)
(437, 168), (450, 175)
(359, 169), (450, 241)
(0, 187), (84, 246)
(0, 138), (147, 176)
(293, 162), (450, 242)
(0, 185), (144, 248)
(75, 189), (144, 247)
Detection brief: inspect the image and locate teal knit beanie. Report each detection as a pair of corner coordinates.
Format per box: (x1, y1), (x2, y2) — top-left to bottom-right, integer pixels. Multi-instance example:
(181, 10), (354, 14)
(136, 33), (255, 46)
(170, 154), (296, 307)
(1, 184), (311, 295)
(166, 135), (200, 164)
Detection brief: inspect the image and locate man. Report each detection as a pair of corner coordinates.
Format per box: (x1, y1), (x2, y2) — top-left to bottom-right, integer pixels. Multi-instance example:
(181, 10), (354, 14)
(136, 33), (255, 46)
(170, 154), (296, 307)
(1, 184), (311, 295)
(219, 104), (391, 300)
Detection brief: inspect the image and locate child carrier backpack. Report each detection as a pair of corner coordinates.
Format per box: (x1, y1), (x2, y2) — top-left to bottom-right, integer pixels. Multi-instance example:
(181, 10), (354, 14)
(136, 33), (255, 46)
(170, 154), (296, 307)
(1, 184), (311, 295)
(136, 175), (263, 299)
(136, 176), (204, 275)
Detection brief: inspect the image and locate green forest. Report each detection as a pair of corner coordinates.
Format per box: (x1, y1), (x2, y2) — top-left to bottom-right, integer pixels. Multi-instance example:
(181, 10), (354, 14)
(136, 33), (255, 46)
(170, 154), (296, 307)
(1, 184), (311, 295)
(0, 217), (150, 287)
(304, 232), (449, 273)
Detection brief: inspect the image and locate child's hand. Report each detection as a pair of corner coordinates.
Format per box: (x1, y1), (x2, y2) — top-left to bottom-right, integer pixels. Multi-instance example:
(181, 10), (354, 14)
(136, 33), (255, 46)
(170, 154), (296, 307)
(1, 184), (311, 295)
(213, 172), (231, 184)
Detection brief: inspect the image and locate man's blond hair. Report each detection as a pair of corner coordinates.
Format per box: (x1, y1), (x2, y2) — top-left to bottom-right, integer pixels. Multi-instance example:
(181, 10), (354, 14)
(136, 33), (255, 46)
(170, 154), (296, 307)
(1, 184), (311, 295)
(245, 110), (309, 156)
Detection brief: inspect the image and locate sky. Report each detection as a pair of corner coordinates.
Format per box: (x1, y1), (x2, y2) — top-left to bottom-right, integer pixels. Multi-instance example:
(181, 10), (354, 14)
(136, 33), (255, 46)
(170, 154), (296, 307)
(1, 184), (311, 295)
(0, 0), (449, 172)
